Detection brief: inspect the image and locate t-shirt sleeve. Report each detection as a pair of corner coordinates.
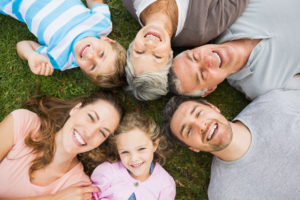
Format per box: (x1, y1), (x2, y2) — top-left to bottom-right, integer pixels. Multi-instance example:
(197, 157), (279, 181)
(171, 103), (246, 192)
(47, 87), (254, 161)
(11, 109), (41, 145)
(90, 162), (113, 199)
(90, 3), (111, 20)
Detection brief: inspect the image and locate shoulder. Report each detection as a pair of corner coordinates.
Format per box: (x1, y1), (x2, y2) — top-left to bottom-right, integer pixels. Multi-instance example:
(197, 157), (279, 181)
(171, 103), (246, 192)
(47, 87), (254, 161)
(91, 162), (122, 183)
(10, 109), (41, 141)
(153, 163), (175, 187)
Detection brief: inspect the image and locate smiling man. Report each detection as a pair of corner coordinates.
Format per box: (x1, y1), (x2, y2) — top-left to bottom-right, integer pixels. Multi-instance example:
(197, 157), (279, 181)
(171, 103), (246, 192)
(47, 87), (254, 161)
(162, 89), (300, 199)
(169, 0), (300, 100)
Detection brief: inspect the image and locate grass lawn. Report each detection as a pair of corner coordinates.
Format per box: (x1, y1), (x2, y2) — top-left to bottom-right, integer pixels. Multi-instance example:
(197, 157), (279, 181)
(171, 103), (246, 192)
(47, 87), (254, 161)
(0, 1), (249, 199)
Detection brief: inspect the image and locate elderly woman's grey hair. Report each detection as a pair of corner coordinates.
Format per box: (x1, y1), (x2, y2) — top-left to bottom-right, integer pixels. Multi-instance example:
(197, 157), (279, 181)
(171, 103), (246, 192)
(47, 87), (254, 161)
(124, 41), (174, 101)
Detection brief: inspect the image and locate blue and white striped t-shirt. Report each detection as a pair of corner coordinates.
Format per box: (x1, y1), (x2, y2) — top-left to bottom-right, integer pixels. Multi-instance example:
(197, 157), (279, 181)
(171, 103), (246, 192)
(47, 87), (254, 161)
(0, 0), (112, 70)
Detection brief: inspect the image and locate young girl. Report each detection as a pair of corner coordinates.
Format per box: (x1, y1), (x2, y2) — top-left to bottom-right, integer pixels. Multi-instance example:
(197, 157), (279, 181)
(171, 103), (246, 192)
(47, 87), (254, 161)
(91, 112), (176, 200)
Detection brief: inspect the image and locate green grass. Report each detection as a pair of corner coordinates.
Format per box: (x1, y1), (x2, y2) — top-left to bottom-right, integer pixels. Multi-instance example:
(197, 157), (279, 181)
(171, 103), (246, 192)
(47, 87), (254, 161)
(0, 1), (249, 199)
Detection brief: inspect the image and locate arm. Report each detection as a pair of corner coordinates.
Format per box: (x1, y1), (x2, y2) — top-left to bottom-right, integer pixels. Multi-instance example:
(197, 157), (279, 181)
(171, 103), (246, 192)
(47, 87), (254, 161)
(16, 40), (54, 76)
(0, 182), (100, 200)
(86, 0), (103, 8)
(0, 114), (14, 162)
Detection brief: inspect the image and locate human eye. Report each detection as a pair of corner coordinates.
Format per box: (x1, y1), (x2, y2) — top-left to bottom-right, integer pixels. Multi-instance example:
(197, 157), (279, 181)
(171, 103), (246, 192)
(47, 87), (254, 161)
(138, 147), (146, 151)
(99, 51), (104, 58)
(120, 151), (129, 154)
(135, 50), (144, 54)
(196, 111), (202, 118)
(90, 64), (96, 71)
(200, 70), (204, 80)
(186, 126), (192, 136)
(99, 129), (107, 138)
(193, 53), (198, 62)
(88, 113), (94, 122)
(154, 55), (162, 59)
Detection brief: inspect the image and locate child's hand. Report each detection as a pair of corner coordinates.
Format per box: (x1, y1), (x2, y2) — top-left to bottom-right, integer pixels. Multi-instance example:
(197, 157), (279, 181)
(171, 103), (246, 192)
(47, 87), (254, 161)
(86, 0), (103, 8)
(28, 52), (54, 76)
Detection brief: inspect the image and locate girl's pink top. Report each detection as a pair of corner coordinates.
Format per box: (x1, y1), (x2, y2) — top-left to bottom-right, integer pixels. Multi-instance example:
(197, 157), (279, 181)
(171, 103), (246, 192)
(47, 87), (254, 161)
(91, 162), (176, 200)
(0, 109), (90, 198)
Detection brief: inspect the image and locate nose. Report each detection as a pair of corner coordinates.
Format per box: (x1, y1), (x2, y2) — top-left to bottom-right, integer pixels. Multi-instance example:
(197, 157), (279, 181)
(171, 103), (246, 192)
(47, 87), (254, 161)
(193, 117), (208, 135)
(86, 48), (96, 60)
(145, 38), (157, 49)
(86, 123), (99, 138)
(130, 152), (139, 162)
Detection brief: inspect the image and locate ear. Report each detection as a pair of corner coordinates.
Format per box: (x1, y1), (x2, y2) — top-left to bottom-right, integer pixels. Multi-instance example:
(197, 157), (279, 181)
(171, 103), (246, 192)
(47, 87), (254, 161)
(201, 86), (217, 97)
(101, 36), (116, 43)
(69, 102), (82, 116)
(153, 139), (160, 152)
(188, 146), (201, 153)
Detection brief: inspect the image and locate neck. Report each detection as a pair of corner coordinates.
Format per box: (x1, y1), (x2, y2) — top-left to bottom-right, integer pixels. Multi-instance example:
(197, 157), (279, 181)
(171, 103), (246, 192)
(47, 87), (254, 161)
(140, 0), (178, 37)
(49, 131), (79, 174)
(213, 121), (251, 161)
(229, 39), (261, 74)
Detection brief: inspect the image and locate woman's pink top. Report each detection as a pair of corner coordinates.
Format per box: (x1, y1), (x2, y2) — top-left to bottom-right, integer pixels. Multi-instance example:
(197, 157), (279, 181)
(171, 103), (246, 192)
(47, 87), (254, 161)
(0, 109), (90, 198)
(91, 162), (176, 200)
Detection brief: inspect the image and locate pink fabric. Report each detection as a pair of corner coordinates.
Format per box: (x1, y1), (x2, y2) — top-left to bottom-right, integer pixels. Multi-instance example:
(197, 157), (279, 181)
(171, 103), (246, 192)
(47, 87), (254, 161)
(91, 162), (176, 200)
(0, 109), (90, 198)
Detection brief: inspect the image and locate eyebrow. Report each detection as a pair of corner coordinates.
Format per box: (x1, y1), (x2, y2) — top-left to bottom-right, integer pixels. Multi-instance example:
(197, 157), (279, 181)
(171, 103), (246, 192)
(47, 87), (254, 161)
(190, 105), (197, 115)
(104, 127), (112, 135)
(93, 111), (100, 120)
(180, 124), (186, 137)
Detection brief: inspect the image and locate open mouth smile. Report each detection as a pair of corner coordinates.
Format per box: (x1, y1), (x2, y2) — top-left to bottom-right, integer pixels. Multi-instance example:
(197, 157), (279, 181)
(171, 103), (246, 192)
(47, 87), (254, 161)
(80, 45), (90, 58)
(130, 161), (144, 168)
(213, 51), (222, 68)
(73, 129), (87, 146)
(207, 123), (218, 142)
(144, 31), (162, 41)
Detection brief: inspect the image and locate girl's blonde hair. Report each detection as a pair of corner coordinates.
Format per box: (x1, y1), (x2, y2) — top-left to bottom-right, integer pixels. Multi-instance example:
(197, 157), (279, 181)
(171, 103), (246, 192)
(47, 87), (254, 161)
(108, 112), (169, 164)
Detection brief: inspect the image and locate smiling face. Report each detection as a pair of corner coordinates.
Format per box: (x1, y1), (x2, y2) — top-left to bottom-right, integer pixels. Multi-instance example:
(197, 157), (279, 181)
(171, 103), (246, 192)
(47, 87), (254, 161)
(59, 100), (120, 155)
(170, 101), (233, 152)
(116, 128), (158, 182)
(131, 24), (172, 75)
(74, 36), (116, 78)
(172, 42), (248, 96)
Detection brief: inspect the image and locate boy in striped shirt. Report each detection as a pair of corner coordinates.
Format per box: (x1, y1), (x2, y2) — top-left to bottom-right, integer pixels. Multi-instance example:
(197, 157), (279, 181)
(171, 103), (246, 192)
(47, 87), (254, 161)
(1, 0), (126, 88)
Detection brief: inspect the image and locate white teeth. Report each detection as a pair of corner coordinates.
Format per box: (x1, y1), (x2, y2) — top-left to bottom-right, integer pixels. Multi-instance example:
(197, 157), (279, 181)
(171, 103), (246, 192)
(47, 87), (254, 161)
(145, 34), (161, 41)
(213, 52), (222, 68)
(208, 124), (217, 141)
(81, 45), (89, 58)
(74, 130), (86, 146)
(131, 162), (143, 167)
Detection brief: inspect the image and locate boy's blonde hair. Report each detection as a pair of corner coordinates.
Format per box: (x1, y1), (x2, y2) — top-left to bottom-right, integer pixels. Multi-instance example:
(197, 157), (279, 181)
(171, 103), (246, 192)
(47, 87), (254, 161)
(85, 41), (126, 88)
(108, 112), (169, 164)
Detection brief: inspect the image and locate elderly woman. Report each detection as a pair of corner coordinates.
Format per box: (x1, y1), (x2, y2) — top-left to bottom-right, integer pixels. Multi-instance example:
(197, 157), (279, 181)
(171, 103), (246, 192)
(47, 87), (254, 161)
(123, 0), (249, 101)
(0, 91), (123, 200)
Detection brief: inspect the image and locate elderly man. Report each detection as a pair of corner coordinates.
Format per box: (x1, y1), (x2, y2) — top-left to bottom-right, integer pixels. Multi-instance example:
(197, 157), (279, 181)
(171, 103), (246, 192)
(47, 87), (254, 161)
(122, 0), (248, 100)
(170, 0), (300, 100)
(162, 89), (300, 199)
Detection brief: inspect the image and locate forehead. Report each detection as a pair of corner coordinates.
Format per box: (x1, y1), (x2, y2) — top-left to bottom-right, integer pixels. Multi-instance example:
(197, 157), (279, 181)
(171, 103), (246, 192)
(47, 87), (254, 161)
(131, 52), (169, 75)
(172, 53), (199, 94)
(170, 101), (207, 133)
(116, 128), (151, 148)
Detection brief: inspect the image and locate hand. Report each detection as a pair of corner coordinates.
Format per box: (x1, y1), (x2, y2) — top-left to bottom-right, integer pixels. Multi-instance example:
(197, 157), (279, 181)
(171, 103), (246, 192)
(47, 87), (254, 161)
(52, 181), (100, 200)
(27, 52), (54, 76)
(86, 0), (103, 8)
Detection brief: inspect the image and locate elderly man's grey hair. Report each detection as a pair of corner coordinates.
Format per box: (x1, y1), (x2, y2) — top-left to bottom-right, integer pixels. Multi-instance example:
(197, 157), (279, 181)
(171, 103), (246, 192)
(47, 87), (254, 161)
(124, 41), (173, 101)
(168, 51), (207, 97)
